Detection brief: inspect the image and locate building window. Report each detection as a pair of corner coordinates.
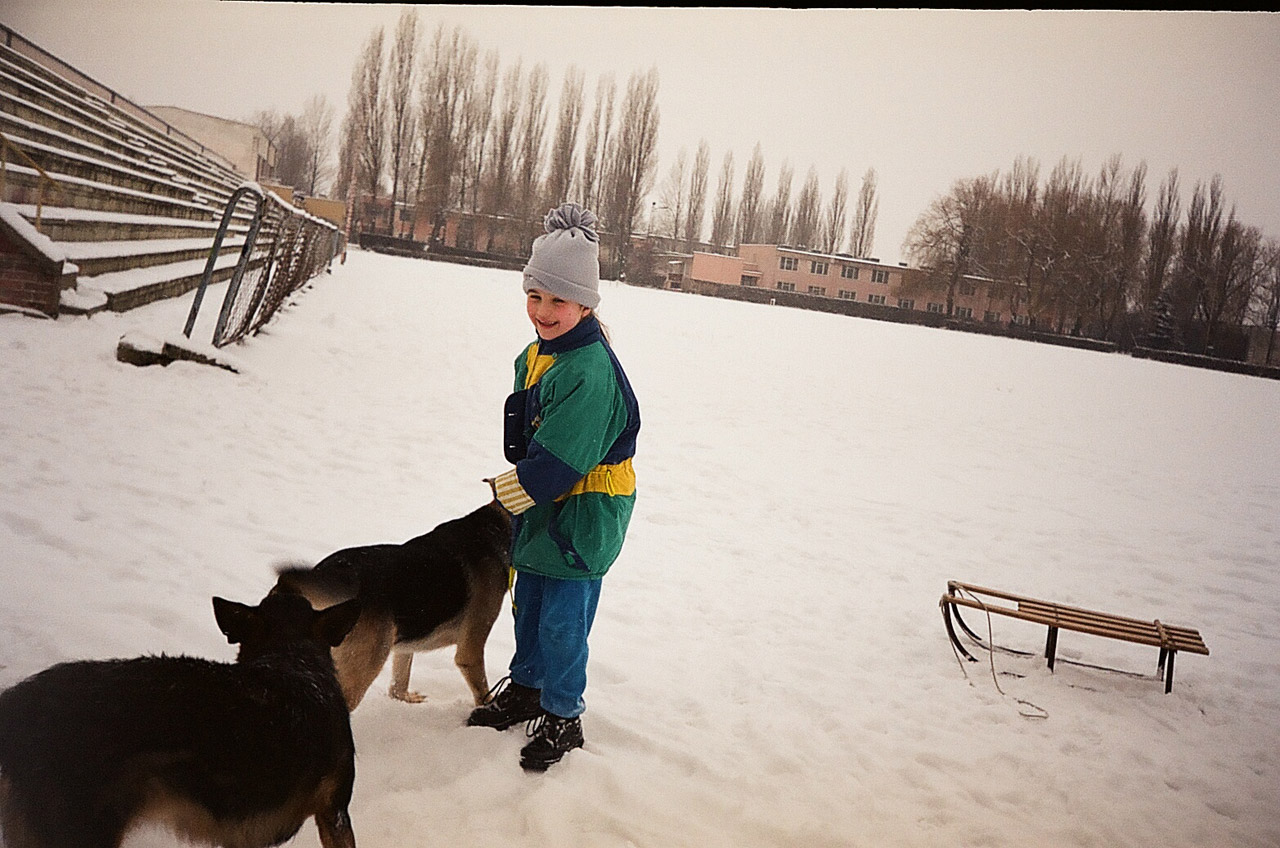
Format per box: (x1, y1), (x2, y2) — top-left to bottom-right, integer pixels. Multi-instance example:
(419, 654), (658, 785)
(838, 290), (856, 300)
(927, 302), (945, 314)
(985, 311), (1001, 323)
(841, 265), (859, 280)
(959, 282), (977, 296)
(810, 260), (829, 275)
(867, 293), (886, 305)
(777, 281), (796, 292)
(954, 306), (974, 319)
(898, 298), (915, 310)
(741, 275), (758, 287)
(780, 256), (798, 271)
(808, 285), (827, 296)
(871, 269), (889, 284)
(1011, 314), (1029, 326)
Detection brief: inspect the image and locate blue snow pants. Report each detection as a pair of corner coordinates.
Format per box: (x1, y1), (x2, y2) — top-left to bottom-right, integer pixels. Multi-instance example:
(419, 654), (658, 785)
(508, 572), (603, 719)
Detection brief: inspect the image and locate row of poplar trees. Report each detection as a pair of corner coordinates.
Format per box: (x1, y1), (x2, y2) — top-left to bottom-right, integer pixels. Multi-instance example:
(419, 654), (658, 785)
(902, 154), (1280, 359)
(318, 11), (1278, 360)
(651, 142), (881, 261)
(333, 10), (661, 274)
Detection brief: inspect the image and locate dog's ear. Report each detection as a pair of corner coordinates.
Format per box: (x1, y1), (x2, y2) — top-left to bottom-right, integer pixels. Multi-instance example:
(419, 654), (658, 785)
(212, 597), (262, 645)
(314, 598), (362, 647)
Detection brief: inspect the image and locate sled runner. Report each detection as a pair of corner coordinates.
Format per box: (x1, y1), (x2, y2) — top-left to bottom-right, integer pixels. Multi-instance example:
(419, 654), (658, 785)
(940, 580), (1209, 693)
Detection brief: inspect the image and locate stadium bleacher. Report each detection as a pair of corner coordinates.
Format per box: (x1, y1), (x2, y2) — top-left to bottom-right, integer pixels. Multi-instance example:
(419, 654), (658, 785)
(0, 25), (257, 316)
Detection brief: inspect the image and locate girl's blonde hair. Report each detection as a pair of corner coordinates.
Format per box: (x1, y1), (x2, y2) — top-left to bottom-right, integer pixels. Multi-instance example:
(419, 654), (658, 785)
(589, 309), (611, 343)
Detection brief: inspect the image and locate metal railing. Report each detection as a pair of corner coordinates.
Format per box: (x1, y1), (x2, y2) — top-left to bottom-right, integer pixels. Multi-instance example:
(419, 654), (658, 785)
(184, 184), (343, 348)
(0, 130), (64, 231)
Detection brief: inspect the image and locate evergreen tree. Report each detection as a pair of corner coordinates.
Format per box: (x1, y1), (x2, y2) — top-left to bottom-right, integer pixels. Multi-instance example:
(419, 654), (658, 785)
(1145, 287), (1182, 350)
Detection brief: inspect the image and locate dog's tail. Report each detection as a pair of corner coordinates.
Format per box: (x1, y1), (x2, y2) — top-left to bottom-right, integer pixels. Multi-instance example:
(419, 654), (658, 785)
(272, 560), (360, 610)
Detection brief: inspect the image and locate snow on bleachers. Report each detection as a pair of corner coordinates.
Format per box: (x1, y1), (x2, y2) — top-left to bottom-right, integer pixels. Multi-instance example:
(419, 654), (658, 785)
(0, 31), (254, 314)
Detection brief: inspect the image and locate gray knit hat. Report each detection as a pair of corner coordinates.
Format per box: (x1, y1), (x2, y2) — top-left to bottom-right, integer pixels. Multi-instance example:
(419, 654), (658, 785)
(522, 203), (601, 309)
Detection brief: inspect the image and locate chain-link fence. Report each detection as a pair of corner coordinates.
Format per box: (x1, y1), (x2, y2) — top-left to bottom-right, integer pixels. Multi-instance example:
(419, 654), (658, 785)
(184, 185), (343, 348)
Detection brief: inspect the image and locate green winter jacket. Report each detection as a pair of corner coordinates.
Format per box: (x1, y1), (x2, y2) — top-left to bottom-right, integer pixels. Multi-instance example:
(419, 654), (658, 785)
(491, 315), (640, 580)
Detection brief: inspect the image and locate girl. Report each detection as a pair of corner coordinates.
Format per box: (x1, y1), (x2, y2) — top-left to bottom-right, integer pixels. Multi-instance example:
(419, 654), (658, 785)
(469, 203), (641, 772)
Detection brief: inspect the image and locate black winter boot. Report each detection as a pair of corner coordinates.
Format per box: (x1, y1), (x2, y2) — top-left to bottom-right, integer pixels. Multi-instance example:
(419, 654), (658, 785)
(466, 677), (543, 730)
(520, 712), (584, 771)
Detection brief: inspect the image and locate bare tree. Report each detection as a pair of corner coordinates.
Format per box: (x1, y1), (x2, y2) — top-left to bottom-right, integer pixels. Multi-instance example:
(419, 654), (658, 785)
(790, 167), (822, 250)
(603, 67), (660, 273)
(765, 160), (793, 245)
(902, 174), (996, 316)
(708, 150), (735, 252)
(849, 167), (879, 258)
(250, 99), (333, 198)
(657, 147), (687, 240)
(736, 143), (766, 246)
(248, 108), (286, 157)
(249, 108), (294, 186)
(1252, 239), (1280, 364)
(1066, 155), (1147, 338)
(344, 26), (387, 232)
(545, 65), (584, 207)
(821, 168), (849, 254)
(1178, 175), (1263, 355)
(299, 94), (335, 196)
(579, 73), (615, 212)
(515, 62), (550, 235)
(684, 139), (710, 251)
(418, 24), (477, 242)
(1142, 168), (1181, 315)
(1173, 175), (1225, 343)
(892, 149), (1266, 345)
(334, 111), (358, 202)
(1035, 156), (1086, 329)
(271, 115), (309, 191)
(461, 49), (498, 212)
(1110, 159), (1149, 335)
(993, 156), (1039, 322)
(485, 59), (523, 229)
(386, 8), (419, 233)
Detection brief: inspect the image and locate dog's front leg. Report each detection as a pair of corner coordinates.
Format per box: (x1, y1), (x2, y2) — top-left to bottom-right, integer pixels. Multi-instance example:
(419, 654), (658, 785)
(315, 806), (357, 848)
(388, 653), (426, 703)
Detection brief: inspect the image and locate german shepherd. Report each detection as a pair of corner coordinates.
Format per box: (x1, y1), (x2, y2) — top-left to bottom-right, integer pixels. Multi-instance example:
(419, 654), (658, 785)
(0, 592), (362, 848)
(272, 499), (512, 712)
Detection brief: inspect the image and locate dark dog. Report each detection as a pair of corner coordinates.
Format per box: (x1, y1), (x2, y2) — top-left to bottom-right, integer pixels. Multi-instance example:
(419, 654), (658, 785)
(272, 499), (512, 711)
(0, 592), (361, 848)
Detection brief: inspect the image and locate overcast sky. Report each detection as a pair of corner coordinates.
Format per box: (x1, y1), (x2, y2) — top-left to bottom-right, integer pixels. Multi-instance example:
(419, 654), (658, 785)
(5, 3), (1278, 264)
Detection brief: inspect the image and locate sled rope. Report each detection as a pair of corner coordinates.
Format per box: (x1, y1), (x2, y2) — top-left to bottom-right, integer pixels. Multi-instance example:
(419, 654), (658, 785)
(949, 586), (1049, 720)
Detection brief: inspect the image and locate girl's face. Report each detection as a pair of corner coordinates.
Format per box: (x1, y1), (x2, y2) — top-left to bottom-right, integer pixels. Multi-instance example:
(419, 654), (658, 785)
(527, 289), (590, 340)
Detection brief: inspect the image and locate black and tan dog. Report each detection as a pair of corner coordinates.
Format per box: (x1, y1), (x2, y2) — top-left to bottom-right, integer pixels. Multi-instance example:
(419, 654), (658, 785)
(272, 499), (512, 711)
(0, 592), (362, 848)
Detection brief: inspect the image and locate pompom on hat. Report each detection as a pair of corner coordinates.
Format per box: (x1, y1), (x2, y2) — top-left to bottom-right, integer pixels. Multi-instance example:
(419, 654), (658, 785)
(522, 202), (601, 309)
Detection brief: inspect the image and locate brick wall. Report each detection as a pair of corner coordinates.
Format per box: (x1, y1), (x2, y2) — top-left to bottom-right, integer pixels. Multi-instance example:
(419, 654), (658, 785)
(0, 229), (61, 316)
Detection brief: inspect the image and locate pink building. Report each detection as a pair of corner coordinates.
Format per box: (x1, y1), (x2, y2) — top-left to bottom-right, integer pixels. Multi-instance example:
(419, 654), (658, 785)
(667, 244), (1028, 326)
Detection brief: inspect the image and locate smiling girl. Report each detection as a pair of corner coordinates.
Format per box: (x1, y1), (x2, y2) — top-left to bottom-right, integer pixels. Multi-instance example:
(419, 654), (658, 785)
(470, 203), (641, 772)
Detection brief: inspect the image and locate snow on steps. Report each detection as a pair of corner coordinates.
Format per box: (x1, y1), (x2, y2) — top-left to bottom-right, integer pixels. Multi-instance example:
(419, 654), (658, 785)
(67, 249), (245, 314)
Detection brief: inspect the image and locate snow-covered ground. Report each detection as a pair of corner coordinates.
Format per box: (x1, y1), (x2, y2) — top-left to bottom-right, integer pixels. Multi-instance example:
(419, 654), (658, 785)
(2, 249), (1278, 847)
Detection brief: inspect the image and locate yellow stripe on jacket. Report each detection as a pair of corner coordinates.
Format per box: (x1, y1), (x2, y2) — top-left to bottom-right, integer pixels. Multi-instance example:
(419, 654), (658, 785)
(557, 458), (636, 500)
(524, 346), (556, 388)
(514, 344), (635, 505)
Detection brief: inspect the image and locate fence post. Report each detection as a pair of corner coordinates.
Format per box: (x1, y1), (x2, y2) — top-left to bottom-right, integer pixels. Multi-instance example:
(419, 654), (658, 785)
(183, 184), (265, 338)
(211, 194), (272, 346)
